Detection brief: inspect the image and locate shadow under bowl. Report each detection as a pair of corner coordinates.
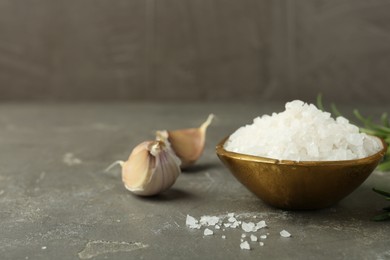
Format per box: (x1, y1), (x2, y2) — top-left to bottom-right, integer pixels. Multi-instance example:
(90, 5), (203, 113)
(216, 136), (387, 210)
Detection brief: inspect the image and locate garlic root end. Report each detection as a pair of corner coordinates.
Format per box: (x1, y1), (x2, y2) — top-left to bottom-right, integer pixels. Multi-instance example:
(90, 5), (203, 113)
(105, 160), (125, 172)
(200, 114), (215, 132)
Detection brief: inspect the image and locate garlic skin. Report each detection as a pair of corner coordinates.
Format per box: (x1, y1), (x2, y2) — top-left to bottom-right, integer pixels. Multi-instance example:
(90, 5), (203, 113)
(121, 140), (181, 196)
(156, 114), (214, 169)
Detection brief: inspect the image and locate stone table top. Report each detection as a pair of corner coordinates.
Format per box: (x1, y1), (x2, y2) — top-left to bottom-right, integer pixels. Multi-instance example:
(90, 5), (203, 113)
(1, 102), (389, 260)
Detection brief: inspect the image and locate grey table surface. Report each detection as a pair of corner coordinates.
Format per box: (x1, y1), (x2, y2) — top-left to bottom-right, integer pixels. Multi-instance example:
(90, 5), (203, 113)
(1, 102), (390, 260)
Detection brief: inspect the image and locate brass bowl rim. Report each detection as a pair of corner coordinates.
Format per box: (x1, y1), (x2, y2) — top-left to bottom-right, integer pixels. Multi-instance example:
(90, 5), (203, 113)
(216, 135), (388, 167)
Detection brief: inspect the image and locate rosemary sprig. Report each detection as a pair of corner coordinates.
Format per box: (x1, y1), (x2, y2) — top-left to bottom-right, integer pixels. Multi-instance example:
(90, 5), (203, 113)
(316, 94), (390, 170)
(372, 188), (390, 221)
(316, 94), (390, 221)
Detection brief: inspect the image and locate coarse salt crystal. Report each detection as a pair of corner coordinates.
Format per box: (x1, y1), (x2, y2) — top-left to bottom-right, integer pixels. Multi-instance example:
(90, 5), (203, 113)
(204, 228), (213, 236)
(241, 222), (256, 232)
(250, 235), (257, 242)
(260, 235), (267, 239)
(231, 221), (240, 228)
(241, 234), (246, 238)
(222, 235), (226, 239)
(186, 215), (201, 229)
(215, 225), (221, 230)
(228, 217), (237, 223)
(240, 241), (251, 250)
(280, 230), (291, 238)
(255, 220), (267, 230)
(200, 216), (220, 226)
(259, 242), (264, 246)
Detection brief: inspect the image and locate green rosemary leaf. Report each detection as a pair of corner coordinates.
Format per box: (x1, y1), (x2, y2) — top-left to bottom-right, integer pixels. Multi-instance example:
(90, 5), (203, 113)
(381, 112), (389, 128)
(377, 161), (390, 172)
(330, 103), (343, 117)
(373, 188), (390, 198)
(353, 109), (372, 127)
(372, 212), (390, 221)
(316, 93), (324, 111)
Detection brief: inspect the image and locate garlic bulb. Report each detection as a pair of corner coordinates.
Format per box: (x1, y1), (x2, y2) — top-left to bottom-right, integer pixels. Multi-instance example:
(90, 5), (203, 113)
(156, 114), (214, 169)
(108, 140), (181, 196)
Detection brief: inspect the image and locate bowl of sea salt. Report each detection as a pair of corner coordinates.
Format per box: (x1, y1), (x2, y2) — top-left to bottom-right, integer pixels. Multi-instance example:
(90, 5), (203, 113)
(216, 100), (387, 210)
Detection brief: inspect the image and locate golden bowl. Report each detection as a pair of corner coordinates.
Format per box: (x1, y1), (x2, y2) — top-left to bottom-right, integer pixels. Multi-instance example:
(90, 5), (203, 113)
(216, 136), (387, 210)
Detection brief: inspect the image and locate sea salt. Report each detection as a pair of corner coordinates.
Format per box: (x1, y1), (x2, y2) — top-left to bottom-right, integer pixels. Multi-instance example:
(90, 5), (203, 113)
(259, 242), (264, 246)
(280, 230), (291, 238)
(230, 221), (240, 228)
(224, 100), (382, 161)
(250, 235), (258, 242)
(255, 220), (267, 230)
(186, 215), (201, 229)
(228, 216), (237, 223)
(204, 228), (214, 236)
(240, 241), (251, 250)
(200, 216), (220, 226)
(260, 235), (267, 239)
(241, 222), (256, 232)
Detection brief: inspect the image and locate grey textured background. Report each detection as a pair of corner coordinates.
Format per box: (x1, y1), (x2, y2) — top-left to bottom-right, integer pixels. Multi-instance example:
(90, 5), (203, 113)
(0, 0), (389, 103)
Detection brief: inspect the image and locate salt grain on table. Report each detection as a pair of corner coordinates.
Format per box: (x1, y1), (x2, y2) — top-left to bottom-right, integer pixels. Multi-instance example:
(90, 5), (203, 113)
(200, 216), (220, 226)
(186, 215), (201, 229)
(280, 230), (291, 238)
(228, 217), (237, 223)
(250, 235), (258, 242)
(256, 220), (267, 229)
(242, 222), (256, 232)
(240, 241), (251, 250)
(204, 228), (214, 236)
(260, 235), (267, 239)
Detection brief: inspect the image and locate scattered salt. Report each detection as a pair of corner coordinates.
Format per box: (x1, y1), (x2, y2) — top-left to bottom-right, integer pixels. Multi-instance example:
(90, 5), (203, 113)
(250, 235), (258, 242)
(224, 100), (382, 161)
(186, 215), (201, 229)
(228, 217), (237, 223)
(185, 213), (292, 251)
(255, 220), (267, 230)
(231, 221), (240, 228)
(41, 246), (47, 250)
(280, 230), (291, 238)
(204, 228), (214, 236)
(241, 222), (256, 232)
(200, 216), (220, 226)
(240, 241), (251, 250)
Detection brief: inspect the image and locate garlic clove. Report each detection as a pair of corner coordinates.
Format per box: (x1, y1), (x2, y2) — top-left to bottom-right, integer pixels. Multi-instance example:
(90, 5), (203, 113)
(121, 140), (181, 196)
(156, 114), (214, 169)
